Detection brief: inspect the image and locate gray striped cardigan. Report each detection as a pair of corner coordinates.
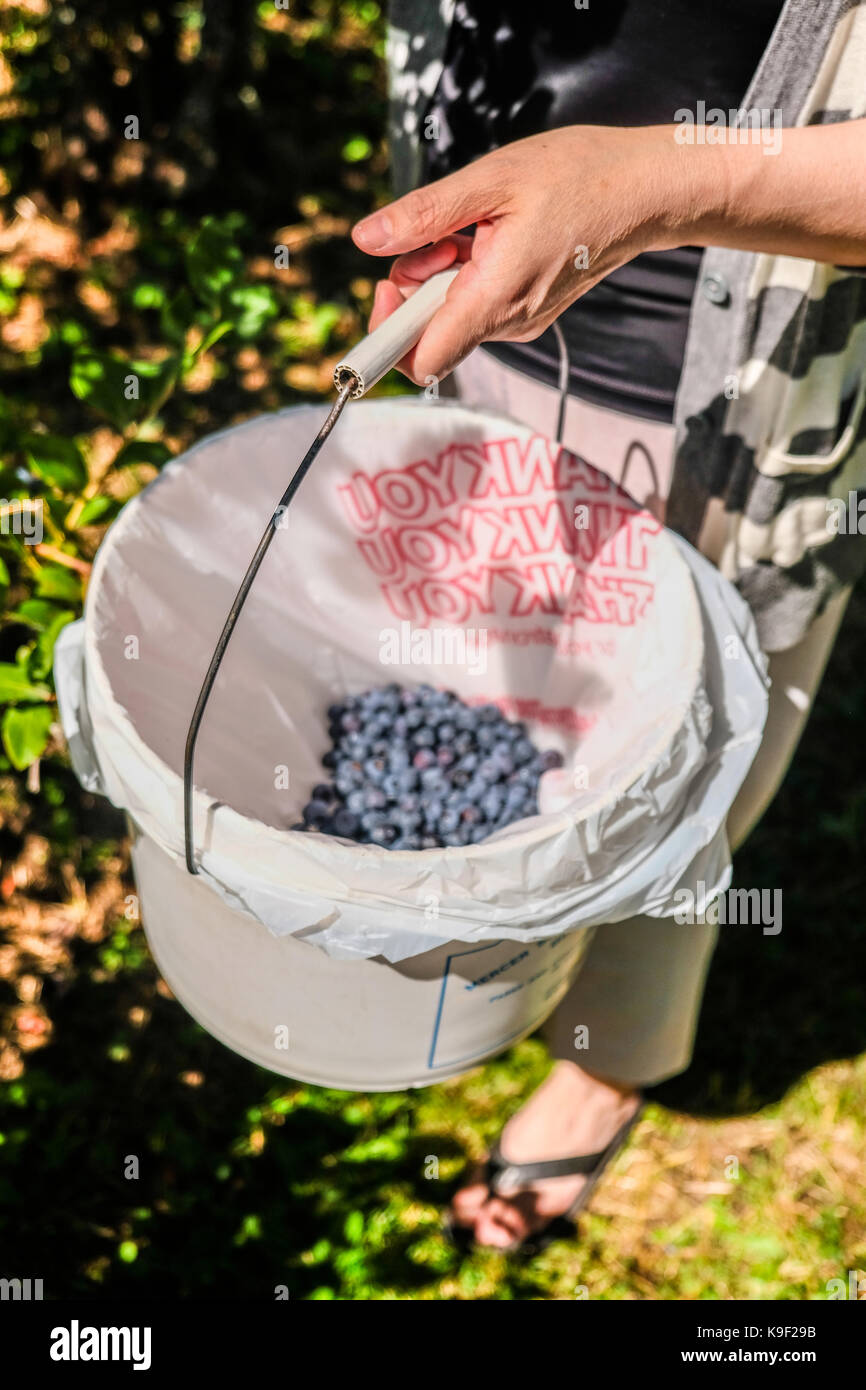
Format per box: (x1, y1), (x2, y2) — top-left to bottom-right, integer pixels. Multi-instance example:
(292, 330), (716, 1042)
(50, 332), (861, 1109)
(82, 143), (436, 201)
(387, 0), (866, 652)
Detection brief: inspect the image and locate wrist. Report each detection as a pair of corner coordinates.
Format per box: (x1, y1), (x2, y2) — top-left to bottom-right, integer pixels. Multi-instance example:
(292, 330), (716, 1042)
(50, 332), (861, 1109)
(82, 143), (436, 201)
(646, 125), (742, 252)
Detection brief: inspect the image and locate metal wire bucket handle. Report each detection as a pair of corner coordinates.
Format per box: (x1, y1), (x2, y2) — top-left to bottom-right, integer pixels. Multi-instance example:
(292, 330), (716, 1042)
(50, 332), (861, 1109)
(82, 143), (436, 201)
(182, 269), (459, 873)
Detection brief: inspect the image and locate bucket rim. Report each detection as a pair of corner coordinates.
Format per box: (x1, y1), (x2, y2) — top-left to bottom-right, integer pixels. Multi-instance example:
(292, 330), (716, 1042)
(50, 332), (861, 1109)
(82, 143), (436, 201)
(80, 395), (705, 896)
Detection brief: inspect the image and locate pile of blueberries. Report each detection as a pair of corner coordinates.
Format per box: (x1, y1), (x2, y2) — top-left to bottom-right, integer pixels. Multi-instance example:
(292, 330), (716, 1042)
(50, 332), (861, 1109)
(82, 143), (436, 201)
(293, 682), (563, 851)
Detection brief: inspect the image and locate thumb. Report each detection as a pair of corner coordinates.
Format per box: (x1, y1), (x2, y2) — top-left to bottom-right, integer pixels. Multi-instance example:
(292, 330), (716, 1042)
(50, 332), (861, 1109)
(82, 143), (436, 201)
(352, 159), (507, 257)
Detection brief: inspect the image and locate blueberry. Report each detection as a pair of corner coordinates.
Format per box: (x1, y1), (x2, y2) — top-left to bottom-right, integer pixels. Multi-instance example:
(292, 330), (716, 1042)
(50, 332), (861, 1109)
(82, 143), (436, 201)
(321, 749), (337, 770)
(312, 782), (336, 802)
(369, 823), (399, 846)
(333, 809), (360, 837)
(303, 798), (332, 824)
(541, 748), (564, 770)
(412, 748), (436, 770)
(412, 727), (436, 748)
(346, 789), (366, 814)
(439, 808), (460, 834)
(420, 766), (447, 792)
(481, 787), (504, 820)
(422, 798), (444, 827)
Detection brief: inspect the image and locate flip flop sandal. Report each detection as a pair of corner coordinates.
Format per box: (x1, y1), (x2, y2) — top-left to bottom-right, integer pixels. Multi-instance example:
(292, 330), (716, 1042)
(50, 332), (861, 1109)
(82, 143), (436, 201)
(444, 1098), (645, 1256)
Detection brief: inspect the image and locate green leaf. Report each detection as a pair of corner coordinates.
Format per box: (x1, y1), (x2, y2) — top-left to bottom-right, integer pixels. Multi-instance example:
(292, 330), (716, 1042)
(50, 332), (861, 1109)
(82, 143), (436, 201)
(24, 434), (87, 491)
(2, 704), (53, 770)
(70, 351), (178, 429)
(343, 1210), (365, 1245)
(160, 288), (195, 347)
(75, 495), (123, 527)
(130, 282), (166, 310)
(70, 351), (141, 430)
(117, 1240), (138, 1264)
(342, 135), (372, 163)
(31, 610), (75, 679)
(35, 565), (81, 603)
(224, 284), (279, 339)
(186, 217), (245, 307)
(113, 439), (172, 469)
(8, 598), (63, 630)
(0, 663), (51, 703)
(0, 554), (9, 586)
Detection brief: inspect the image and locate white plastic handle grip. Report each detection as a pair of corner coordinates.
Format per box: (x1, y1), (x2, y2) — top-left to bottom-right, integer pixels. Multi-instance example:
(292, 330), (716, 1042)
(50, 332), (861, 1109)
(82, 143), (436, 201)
(333, 267), (459, 397)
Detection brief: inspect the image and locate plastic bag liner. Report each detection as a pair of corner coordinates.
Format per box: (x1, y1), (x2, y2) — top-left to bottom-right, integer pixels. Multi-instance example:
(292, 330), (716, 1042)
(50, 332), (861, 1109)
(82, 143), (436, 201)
(55, 399), (768, 965)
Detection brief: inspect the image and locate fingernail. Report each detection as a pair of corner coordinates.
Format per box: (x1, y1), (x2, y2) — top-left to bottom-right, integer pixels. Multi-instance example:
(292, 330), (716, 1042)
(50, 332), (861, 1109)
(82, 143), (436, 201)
(354, 212), (394, 250)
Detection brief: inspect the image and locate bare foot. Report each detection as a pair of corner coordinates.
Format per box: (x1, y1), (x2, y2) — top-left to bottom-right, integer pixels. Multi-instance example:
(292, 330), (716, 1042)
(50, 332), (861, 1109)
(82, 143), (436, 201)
(450, 1061), (641, 1249)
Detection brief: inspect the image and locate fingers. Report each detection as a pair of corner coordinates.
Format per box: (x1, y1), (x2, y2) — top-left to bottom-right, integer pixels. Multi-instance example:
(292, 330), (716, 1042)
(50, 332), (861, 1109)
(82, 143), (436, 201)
(364, 235), (481, 382)
(367, 278), (404, 334)
(352, 158), (509, 256)
(407, 259), (497, 382)
(388, 233), (472, 291)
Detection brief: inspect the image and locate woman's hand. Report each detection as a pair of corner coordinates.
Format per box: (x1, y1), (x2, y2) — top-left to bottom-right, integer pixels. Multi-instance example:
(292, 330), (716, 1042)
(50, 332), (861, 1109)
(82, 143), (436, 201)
(351, 124), (704, 385)
(351, 119), (866, 386)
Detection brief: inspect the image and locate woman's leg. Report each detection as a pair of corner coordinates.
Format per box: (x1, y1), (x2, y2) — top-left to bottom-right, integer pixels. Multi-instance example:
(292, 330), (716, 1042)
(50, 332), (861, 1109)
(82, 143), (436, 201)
(450, 346), (852, 1243)
(544, 582), (850, 1088)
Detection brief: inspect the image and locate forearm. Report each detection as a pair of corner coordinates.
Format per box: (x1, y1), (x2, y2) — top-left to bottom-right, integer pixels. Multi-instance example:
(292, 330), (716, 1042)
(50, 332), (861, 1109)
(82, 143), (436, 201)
(666, 118), (866, 266)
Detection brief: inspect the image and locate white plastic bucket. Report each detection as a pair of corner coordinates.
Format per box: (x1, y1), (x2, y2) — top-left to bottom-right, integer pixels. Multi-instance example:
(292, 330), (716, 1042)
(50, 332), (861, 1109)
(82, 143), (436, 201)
(55, 398), (768, 1090)
(130, 825), (591, 1089)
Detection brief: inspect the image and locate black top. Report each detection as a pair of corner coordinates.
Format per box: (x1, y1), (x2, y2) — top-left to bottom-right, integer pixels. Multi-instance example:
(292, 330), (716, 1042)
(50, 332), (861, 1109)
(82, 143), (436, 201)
(421, 0), (784, 421)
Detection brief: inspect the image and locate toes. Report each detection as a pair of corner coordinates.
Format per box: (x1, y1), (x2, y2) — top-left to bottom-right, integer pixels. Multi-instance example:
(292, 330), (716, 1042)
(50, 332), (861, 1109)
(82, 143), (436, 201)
(450, 1179), (490, 1224)
(473, 1196), (532, 1249)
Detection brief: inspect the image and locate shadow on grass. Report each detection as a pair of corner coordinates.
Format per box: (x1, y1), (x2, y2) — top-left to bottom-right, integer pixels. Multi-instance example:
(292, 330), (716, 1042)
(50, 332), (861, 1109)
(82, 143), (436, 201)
(1, 906), (465, 1299)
